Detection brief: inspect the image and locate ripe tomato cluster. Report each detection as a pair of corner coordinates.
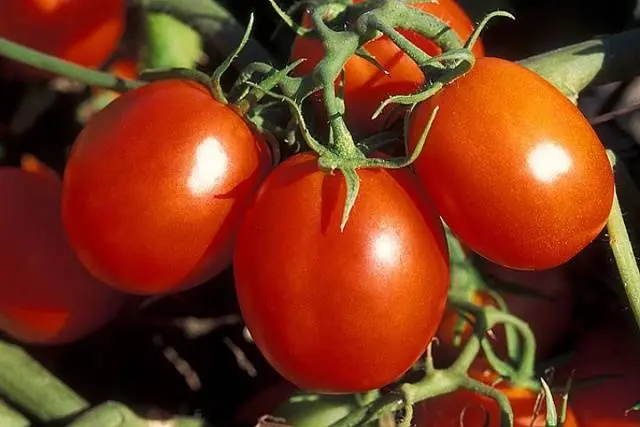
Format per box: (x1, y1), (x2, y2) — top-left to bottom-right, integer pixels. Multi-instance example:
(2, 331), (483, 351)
(0, 0), (626, 425)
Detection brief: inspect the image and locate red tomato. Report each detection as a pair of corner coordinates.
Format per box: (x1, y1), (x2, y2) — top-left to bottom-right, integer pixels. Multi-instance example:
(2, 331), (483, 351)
(92, 58), (138, 96)
(233, 152), (450, 393)
(0, 0), (125, 80)
(554, 323), (640, 427)
(408, 57), (614, 270)
(415, 369), (579, 426)
(0, 166), (123, 344)
(290, 0), (483, 137)
(436, 262), (573, 364)
(62, 79), (271, 295)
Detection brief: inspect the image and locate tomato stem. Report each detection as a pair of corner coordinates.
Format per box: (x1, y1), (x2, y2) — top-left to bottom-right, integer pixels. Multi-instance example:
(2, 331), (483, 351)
(211, 13), (256, 104)
(0, 400), (28, 427)
(606, 150), (640, 332)
(0, 37), (145, 92)
(66, 401), (208, 427)
(0, 340), (89, 422)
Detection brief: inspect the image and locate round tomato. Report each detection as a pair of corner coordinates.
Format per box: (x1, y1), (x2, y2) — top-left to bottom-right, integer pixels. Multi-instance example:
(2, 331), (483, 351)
(62, 79), (271, 295)
(554, 323), (640, 427)
(233, 152), (449, 393)
(436, 261), (573, 364)
(0, 167), (123, 344)
(290, 0), (483, 137)
(414, 369), (579, 426)
(408, 57), (614, 270)
(0, 0), (125, 79)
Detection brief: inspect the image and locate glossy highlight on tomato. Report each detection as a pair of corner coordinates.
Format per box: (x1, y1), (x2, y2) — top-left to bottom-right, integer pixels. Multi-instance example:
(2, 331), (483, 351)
(233, 152), (450, 393)
(0, 167), (123, 345)
(414, 369), (579, 427)
(290, 0), (483, 137)
(0, 0), (125, 79)
(408, 57), (614, 270)
(62, 79), (271, 295)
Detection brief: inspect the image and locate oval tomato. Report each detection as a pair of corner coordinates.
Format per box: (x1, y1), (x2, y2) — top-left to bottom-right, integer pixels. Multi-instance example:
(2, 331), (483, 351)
(233, 152), (450, 393)
(554, 323), (640, 427)
(415, 369), (579, 426)
(0, 0), (125, 79)
(408, 57), (614, 270)
(62, 79), (271, 295)
(0, 167), (123, 344)
(290, 0), (483, 137)
(436, 261), (573, 364)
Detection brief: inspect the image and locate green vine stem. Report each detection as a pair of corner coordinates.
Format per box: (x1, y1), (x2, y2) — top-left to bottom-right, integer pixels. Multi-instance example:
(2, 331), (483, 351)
(0, 340), (208, 426)
(0, 400), (29, 427)
(519, 27), (640, 102)
(0, 37), (144, 92)
(0, 340), (89, 422)
(141, 0), (273, 68)
(67, 401), (208, 427)
(606, 150), (640, 331)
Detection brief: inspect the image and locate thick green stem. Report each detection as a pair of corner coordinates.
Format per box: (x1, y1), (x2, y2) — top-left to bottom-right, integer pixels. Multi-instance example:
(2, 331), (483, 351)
(520, 28), (640, 101)
(606, 151), (640, 331)
(0, 38), (144, 92)
(0, 340), (88, 422)
(142, 0), (273, 68)
(0, 400), (29, 427)
(67, 401), (208, 427)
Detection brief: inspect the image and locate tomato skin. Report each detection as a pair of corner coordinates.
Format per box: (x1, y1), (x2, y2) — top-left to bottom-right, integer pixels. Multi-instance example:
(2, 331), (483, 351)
(0, 0), (125, 79)
(414, 369), (579, 427)
(436, 262), (573, 364)
(408, 57), (614, 270)
(233, 152), (450, 393)
(289, 0), (483, 137)
(62, 79), (271, 295)
(0, 167), (123, 345)
(555, 324), (640, 427)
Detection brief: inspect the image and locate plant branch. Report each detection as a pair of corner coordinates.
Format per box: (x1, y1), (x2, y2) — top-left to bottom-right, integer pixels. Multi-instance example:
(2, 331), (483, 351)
(0, 400), (29, 427)
(0, 340), (88, 422)
(606, 150), (640, 331)
(0, 38), (144, 92)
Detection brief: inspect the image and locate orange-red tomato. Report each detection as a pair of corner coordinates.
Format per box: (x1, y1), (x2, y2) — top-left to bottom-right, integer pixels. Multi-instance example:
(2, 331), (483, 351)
(554, 324), (640, 427)
(290, 0), (483, 137)
(0, 0), (125, 79)
(408, 57), (614, 270)
(234, 152), (450, 393)
(436, 263), (573, 364)
(0, 166), (123, 344)
(62, 79), (271, 295)
(415, 369), (579, 426)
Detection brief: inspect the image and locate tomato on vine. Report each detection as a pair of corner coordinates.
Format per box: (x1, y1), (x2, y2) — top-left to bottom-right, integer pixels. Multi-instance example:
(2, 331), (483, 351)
(62, 79), (272, 295)
(408, 57), (614, 270)
(290, 0), (483, 137)
(0, 0), (125, 79)
(0, 163), (123, 345)
(233, 152), (449, 393)
(414, 369), (579, 426)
